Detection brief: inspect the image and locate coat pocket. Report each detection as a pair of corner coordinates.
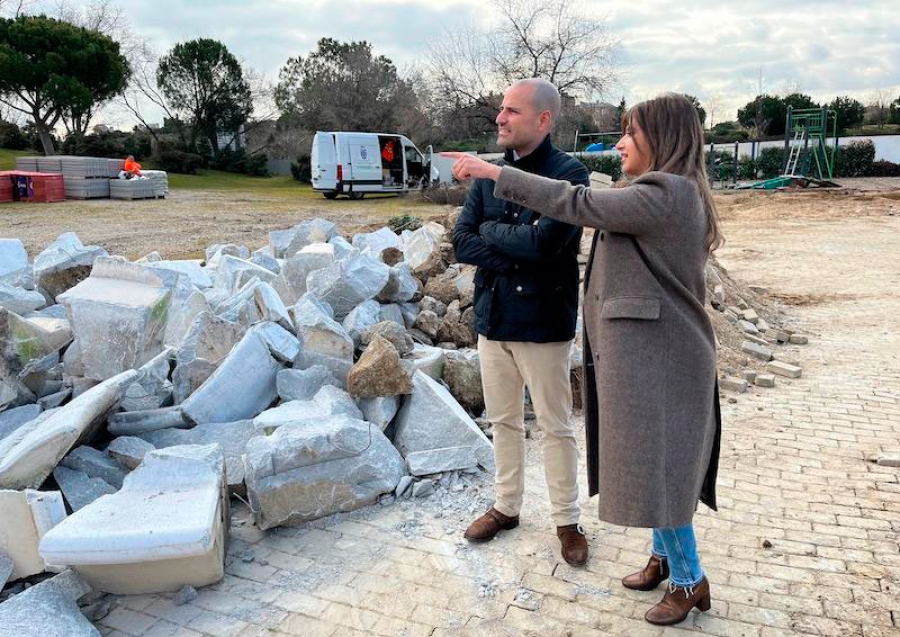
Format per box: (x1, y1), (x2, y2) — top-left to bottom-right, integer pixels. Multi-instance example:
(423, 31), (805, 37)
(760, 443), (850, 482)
(600, 296), (661, 320)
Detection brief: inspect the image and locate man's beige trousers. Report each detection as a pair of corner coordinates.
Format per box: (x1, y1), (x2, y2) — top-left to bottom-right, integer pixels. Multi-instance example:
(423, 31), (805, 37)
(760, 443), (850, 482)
(477, 335), (580, 526)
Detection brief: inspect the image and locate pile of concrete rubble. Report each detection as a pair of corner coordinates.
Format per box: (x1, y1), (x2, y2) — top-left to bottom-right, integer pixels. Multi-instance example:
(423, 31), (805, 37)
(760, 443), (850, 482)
(0, 215), (501, 630)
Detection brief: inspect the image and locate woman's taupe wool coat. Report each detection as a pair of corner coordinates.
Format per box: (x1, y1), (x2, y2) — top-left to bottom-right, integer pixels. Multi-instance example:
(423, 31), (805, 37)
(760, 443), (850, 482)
(494, 167), (721, 528)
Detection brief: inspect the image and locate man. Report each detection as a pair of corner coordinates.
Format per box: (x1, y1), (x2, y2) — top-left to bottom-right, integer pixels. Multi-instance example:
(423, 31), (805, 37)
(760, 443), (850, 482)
(452, 78), (590, 566)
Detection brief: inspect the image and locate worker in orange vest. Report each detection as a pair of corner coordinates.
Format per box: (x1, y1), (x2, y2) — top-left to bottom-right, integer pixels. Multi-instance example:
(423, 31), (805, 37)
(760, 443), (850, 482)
(124, 155), (142, 176)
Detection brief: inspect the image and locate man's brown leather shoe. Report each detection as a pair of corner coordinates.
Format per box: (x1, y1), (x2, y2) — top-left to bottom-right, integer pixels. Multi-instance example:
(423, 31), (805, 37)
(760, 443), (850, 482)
(622, 555), (670, 591)
(644, 577), (711, 625)
(557, 524), (588, 566)
(464, 508), (519, 542)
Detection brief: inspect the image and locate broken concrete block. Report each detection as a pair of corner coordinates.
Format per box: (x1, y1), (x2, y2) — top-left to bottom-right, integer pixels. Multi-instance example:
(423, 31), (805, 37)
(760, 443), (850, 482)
(358, 395), (401, 431)
(33, 233), (108, 300)
(106, 436), (155, 470)
(60, 446), (127, 489)
(741, 370), (758, 383)
(0, 489), (66, 580)
(137, 421), (255, 491)
(754, 374), (776, 388)
(181, 323), (289, 425)
(342, 299), (381, 348)
(789, 334), (809, 345)
(348, 335), (415, 398)
(719, 376), (749, 393)
(0, 238), (31, 288)
(766, 360), (802, 378)
(244, 414), (405, 529)
(120, 348), (174, 413)
(107, 406), (189, 436)
(292, 293), (354, 361)
(408, 344), (445, 380)
(270, 218), (338, 259)
(52, 465), (117, 512)
(362, 320), (414, 356)
(741, 308), (759, 324)
(406, 446), (477, 477)
(0, 370), (138, 489)
(255, 385), (364, 433)
(0, 284), (46, 315)
(393, 370), (493, 471)
(172, 358), (217, 404)
(741, 340), (774, 362)
(0, 569), (98, 637)
(737, 320), (759, 335)
(277, 365), (340, 402)
(58, 258), (175, 381)
(377, 263), (419, 304)
(40, 444), (228, 594)
(443, 349), (484, 414)
(306, 253), (390, 320)
(352, 227), (401, 257)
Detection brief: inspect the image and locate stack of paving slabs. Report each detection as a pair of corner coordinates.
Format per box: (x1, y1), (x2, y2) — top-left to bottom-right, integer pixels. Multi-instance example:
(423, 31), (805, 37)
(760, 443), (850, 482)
(60, 157), (111, 200)
(109, 178), (158, 200)
(15, 157), (37, 172)
(141, 170), (169, 197)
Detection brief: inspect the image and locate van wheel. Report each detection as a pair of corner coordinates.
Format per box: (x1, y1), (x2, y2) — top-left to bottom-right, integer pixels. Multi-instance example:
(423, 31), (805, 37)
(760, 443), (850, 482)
(348, 191), (364, 200)
(323, 191), (338, 200)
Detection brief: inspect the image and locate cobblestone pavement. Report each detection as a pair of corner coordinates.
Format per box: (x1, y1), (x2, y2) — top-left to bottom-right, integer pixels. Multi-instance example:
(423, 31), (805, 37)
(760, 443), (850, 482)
(97, 214), (900, 636)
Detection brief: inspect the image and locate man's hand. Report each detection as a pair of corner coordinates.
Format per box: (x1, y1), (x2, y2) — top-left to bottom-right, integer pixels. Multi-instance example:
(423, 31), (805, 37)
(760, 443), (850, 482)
(441, 152), (502, 182)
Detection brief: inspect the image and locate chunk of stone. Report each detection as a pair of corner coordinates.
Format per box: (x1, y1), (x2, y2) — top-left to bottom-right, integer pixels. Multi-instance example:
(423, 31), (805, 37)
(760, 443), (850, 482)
(205, 244), (250, 268)
(120, 348), (174, 413)
(394, 475), (413, 498)
(328, 235), (356, 260)
(175, 584), (199, 606)
(58, 258), (175, 381)
(306, 253), (390, 320)
(876, 454), (900, 468)
(741, 340), (773, 362)
(408, 344), (445, 380)
(0, 370), (138, 489)
(420, 296), (447, 317)
(273, 243), (337, 306)
(437, 300), (475, 347)
(137, 421), (255, 491)
(277, 365), (340, 402)
(406, 446), (478, 477)
(377, 263), (419, 304)
(270, 218), (338, 259)
(742, 308), (759, 324)
(177, 311), (244, 366)
(362, 320), (414, 356)
(60, 446), (127, 489)
(38, 388), (70, 410)
(0, 238), (31, 288)
(1, 309), (73, 392)
(357, 395), (401, 431)
(342, 299), (381, 348)
(250, 249), (280, 275)
(254, 385), (363, 433)
(348, 335), (415, 398)
(789, 334), (809, 345)
(252, 282), (293, 331)
(424, 273), (460, 306)
(412, 479), (435, 499)
(292, 293), (354, 361)
(393, 371), (493, 470)
(181, 323), (293, 425)
(172, 358), (217, 404)
(443, 349), (484, 414)
(0, 489), (66, 580)
(214, 255), (276, 294)
(52, 466), (117, 512)
(404, 223), (446, 275)
(243, 414), (405, 529)
(39, 444), (228, 594)
(0, 404), (42, 443)
(0, 553), (11, 589)
(147, 260), (212, 289)
(737, 320), (759, 335)
(399, 302), (421, 328)
(766, 360), (802, 378)
(454, 266), (476, 308)
(33, 233), (108, 300)
(379, 246), (404, 266)
(379, 302), (405, 327)
(352, 227), (401, 257)
(106, 436), (156, 470)
(754, 374), (776, 388)
(107, 406), (189, 436)
(719, 376), (749, 393)
(0, 284), (46, 315)
(741, 370), (758, 383)
(0, 569), (97, 637)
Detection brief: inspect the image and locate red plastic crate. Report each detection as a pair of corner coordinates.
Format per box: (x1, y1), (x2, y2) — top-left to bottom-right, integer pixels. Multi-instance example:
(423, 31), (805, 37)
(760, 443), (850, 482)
(9, 171), (66, 203)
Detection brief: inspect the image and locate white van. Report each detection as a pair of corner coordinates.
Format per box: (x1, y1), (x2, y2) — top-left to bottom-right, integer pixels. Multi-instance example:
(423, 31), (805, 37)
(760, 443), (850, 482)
(311, 132), (438, 199)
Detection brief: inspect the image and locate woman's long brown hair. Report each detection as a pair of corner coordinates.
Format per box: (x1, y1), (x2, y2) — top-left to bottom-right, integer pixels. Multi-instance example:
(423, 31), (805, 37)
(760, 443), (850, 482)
(623, 94), (725, 252)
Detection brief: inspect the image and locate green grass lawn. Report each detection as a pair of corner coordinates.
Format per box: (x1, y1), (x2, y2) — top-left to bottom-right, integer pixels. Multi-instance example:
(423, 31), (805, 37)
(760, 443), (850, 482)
(166, 169), (317, 198)
(0, 148), (34, 170)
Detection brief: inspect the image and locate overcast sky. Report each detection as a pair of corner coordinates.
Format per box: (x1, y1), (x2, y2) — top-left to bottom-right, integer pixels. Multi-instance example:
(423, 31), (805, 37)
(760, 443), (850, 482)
(55, 0), (900, 128)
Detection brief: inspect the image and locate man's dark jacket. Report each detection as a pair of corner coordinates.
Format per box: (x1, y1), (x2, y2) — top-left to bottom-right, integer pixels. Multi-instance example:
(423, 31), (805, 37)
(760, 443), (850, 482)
(452, 135), (589, 342)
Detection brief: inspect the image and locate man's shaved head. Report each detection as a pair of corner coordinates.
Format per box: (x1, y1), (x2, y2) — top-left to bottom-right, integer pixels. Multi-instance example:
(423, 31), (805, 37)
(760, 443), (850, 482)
(511, 78), (561, 122)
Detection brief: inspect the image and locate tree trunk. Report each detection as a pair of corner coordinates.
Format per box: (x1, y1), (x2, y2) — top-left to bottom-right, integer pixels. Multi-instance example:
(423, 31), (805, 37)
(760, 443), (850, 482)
(36, 123), (56, 155)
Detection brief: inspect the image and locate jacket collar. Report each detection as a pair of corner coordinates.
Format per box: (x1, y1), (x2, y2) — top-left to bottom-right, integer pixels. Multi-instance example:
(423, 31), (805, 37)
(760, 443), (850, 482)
(504, 135), (554, 171)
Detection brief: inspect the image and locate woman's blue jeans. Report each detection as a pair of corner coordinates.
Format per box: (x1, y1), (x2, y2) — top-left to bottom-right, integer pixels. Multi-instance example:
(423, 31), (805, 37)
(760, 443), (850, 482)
(651, 525), (705, 588)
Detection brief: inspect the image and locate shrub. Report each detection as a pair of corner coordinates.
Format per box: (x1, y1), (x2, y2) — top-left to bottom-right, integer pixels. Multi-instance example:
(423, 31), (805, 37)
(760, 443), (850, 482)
(870, 160), (900, 177)
(154, 150), (205, 174)
(387, 214), (423, 233)
(0, 120), (28, 150)
(834, 140), (875, 177)
(211, 148), (269, 176)
(756, 147), (787, 179)
(290, 154), (311, 182)
(61, 130), (152, 158)
(420, 183), (469, 206)
(738, 156), (758, 180)
(577, 154), (622, 181)
(707, 149), (736, 181)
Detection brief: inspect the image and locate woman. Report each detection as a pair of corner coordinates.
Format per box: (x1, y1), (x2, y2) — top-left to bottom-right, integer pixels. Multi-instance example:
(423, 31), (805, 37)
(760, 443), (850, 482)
(443, 93), (723, 626)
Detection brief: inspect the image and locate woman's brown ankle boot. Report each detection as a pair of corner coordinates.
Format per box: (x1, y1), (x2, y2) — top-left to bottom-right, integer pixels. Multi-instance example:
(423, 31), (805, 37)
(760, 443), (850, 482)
(644, 577), (711, 625)
(622, 555), (670, 591)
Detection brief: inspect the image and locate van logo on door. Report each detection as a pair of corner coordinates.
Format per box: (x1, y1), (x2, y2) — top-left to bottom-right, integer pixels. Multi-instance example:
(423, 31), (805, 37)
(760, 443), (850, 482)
(360, 147), (368, 160)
